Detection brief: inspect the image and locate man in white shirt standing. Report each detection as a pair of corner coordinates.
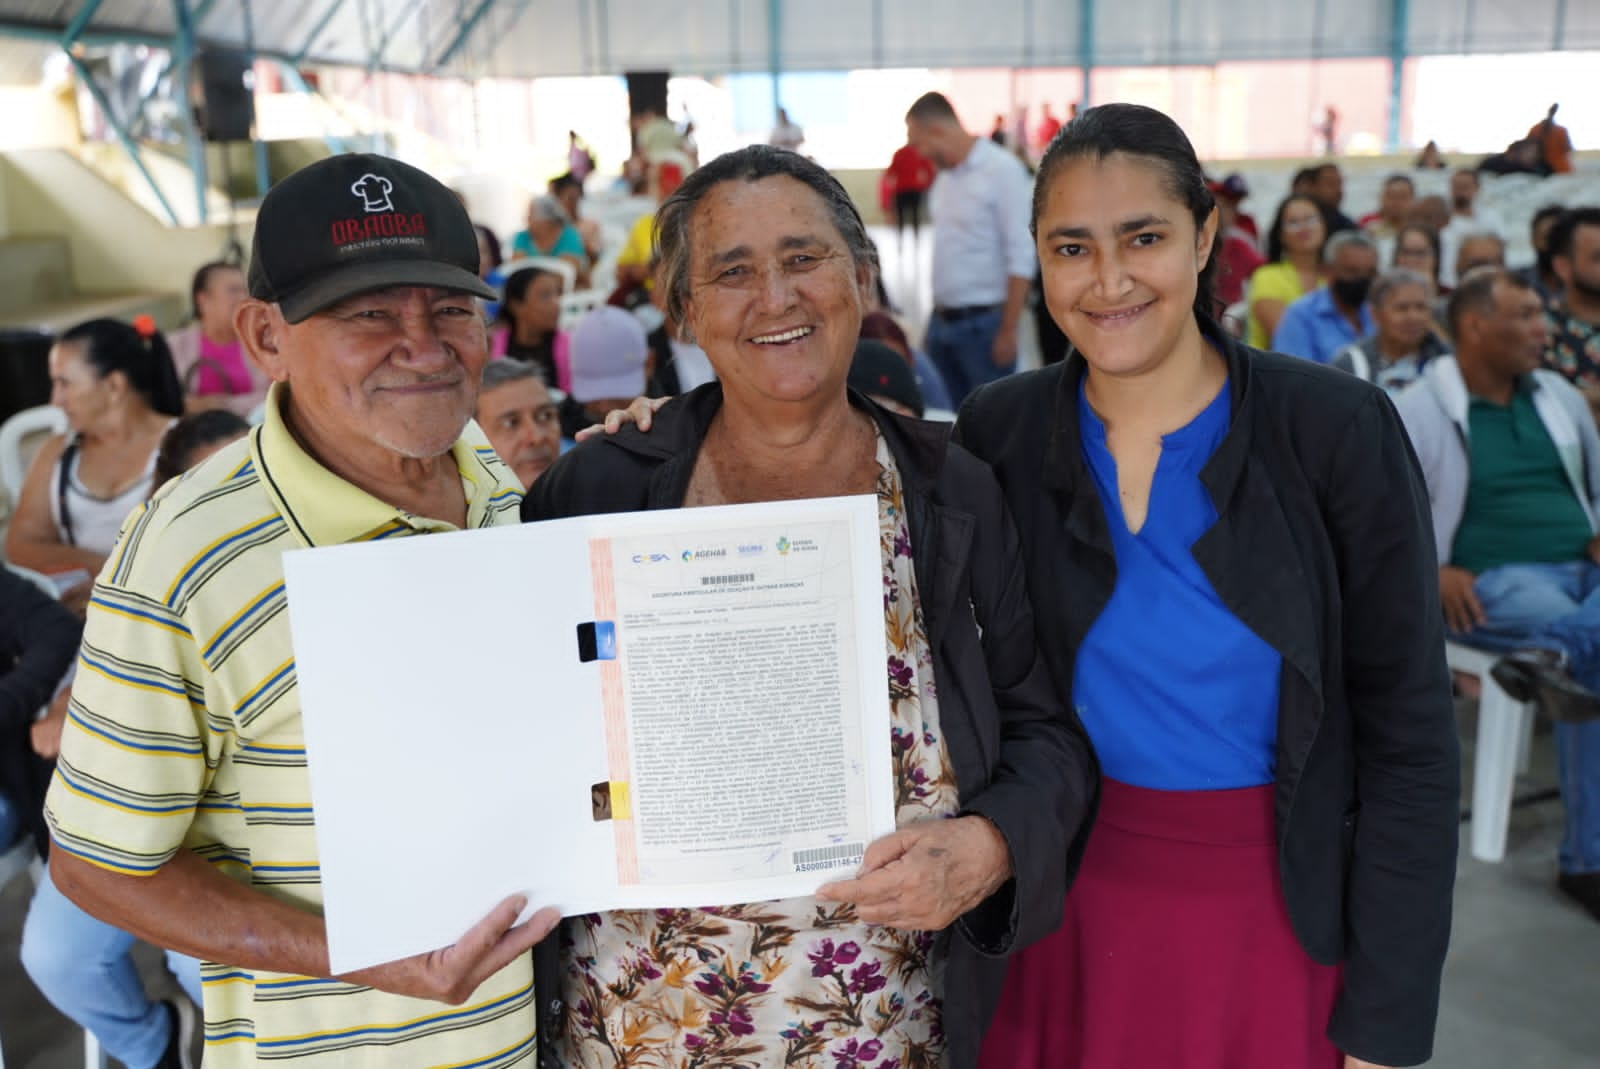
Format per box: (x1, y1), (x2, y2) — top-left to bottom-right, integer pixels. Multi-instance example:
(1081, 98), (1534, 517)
(1439, 168), (1505, 290)
(906, 91), (1036, 405)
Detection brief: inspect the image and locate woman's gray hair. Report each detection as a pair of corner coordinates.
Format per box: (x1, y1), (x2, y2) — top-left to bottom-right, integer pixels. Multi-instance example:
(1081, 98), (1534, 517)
(1368, 267), (1431, 309)
(652, 145), (878, 332)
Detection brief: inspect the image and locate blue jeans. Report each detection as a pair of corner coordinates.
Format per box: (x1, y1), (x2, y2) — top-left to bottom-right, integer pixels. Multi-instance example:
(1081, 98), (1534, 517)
(925, 307), (1008, 407)
(0, 788), (19, 851)
(21, 863), (203, 1068)
(1452, 561), (1600, 873)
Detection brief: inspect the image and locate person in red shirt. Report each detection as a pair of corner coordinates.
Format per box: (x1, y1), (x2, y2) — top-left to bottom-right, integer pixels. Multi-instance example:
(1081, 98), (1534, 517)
(1034, 104), (1063, 157)
(1209, 175), (1265, 311)
(883, 140), (935, 246)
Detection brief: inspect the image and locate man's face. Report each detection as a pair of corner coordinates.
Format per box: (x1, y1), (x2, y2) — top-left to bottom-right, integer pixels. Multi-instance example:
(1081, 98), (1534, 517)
(476, 375), (560, 490)
(1379, 180), (1413, 223)
(1555, 223), (1600, 303)
(1410, 196), (1450, 232)
(1474, 281), (1547, 379)
(1450, 172), (1478, 212)
(1328, 245), (1380, 302)
(1311, 166), (1343, 209)
(906, 117), (960, 170)
(1456, 236), (1505, 279)
(261, 286), (488, 462)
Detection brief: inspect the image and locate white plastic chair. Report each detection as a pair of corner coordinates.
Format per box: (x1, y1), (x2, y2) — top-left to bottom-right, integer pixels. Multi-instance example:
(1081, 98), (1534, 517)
(0, 405), (67, 509)
(558, 289), (606, 332)
(1446, 641), (1538, 863)
(499, 255), (577, 295)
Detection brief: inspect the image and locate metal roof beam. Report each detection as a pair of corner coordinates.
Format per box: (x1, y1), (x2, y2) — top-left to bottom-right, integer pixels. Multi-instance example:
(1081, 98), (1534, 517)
(292, 0), (349, 67)
(429, 0), (496, 73)
(60, 0), (107, 48)
(64, 50), (180, 225)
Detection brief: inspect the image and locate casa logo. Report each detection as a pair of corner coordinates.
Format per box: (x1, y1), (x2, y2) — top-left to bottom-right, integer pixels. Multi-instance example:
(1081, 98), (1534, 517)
(681, 547), (727, 563)
(631, 552), (671, 564)
(737, 543), (765, 557)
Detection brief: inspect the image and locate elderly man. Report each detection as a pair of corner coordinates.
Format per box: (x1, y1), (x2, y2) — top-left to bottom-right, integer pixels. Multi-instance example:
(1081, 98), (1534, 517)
(42, 153), (560, 1067)
(476, 359), (561, 489)
(906, 91), (1034, 405)
(1396, 267), (1600, 923)
(1271, 231), (1379, 364)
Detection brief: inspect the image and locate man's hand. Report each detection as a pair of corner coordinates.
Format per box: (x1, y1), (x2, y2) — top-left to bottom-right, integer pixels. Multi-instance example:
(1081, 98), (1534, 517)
(990, 326), (1019, 370)
(60, 579), (92, 618)
(1439, 565), (1484, 634)
(340, 895), (561, 1005)
(815, 816), (1011, 931)
(573, 395), (669, 442)
(1586, 533), (1600, 567)
(1344, 1057), (1395, 1069)
(31, 688), (71, 759)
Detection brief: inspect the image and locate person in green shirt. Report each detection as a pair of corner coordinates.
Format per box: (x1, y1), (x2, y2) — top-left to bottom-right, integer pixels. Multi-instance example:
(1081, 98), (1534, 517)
(1395, 267), (1600, 923)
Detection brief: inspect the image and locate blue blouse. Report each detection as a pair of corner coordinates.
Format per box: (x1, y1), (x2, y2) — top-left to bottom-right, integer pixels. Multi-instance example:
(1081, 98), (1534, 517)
(1073, 379), (1282, 790)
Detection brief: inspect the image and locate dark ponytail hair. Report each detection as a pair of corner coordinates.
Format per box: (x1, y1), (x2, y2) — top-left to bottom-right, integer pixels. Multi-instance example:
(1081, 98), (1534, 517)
(59, 317), (185, 417)
(494, 266), (560, 328)
(1031, 103), (1220, 328)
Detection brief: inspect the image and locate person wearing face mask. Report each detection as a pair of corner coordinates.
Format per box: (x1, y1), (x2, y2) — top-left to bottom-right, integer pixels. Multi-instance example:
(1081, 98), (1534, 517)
(1331, 269), (1449, 393)
(1270, 231), (1379, 365)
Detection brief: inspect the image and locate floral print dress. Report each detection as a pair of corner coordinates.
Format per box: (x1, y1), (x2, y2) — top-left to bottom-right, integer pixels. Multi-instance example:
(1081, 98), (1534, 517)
(559, 435), (961, 1069)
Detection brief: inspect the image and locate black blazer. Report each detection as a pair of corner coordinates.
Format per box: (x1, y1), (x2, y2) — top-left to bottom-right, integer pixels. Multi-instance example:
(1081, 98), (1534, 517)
(522, 383), (1095, 1069)
(955, 328), (1460, 1067)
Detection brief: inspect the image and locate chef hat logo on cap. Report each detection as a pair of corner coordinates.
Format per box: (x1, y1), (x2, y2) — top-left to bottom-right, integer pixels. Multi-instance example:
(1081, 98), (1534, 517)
(247, 152), (496, 323)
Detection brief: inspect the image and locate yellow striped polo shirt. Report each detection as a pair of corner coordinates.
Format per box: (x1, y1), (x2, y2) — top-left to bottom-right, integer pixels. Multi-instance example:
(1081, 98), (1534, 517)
(45, 385), (531, 1068)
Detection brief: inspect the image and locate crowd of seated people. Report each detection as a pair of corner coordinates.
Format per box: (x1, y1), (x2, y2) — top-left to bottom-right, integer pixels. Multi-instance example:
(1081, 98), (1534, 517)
(1, 115), (1595, 1069)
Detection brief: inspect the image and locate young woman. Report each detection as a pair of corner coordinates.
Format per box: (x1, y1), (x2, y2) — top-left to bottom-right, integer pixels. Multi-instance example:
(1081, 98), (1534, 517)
(958, 104), (1459, 1069)
(1245, 193), (1326, 348)
(491, 265), (571, 391)
(5, 317), (183, 597)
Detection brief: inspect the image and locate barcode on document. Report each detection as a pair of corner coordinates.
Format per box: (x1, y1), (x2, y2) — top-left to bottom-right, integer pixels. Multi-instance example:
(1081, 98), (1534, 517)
(792, 842), (865, 873)
(701, 573), (756, 587)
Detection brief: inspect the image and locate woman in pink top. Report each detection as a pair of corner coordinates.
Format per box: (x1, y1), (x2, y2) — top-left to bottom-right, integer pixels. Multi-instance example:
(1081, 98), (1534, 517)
(166, 262), (270, 417)
(490, 265), (571, 391)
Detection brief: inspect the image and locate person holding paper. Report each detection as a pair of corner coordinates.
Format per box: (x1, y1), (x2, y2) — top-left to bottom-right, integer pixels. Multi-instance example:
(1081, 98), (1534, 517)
(524, 145), (1093, 1069)
(39, 153), (561, 1069)
(957, 105), (1458, 1069)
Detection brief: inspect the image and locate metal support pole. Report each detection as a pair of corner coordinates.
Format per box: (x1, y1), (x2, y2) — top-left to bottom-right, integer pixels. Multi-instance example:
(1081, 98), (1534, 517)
(60, 0), (108, 49)
(242, 0), (269, 197)
(767, 0), (782, 119)
(293, 0), (349, 67)
(1386, 0), (1409, 153)
(1078, 0), (1094, 108)
(172, 0), (209, 224)
(277, 63), (348, 156)
(431, 0), (499, 72)
(65, 53), (179, 225)
(1552, 0), (1568, 50)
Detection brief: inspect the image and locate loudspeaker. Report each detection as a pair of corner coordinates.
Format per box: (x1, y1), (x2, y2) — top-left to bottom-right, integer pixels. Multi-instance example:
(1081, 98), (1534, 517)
(625, 71), (669, 119)
(193, 48), (254, 142)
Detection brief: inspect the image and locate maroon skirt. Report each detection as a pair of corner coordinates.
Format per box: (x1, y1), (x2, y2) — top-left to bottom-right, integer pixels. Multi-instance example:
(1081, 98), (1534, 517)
(979, 779), (1342, 1069)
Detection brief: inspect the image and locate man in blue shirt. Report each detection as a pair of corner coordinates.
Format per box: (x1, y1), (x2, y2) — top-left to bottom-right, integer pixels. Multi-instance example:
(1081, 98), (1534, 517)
(1271, 230), (1378, 363)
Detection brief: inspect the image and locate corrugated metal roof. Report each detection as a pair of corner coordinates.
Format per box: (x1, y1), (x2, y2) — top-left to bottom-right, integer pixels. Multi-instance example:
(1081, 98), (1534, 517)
(0, 0), (1593, 82)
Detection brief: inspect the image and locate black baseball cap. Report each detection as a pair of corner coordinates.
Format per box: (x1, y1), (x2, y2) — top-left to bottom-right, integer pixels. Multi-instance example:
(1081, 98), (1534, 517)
(247, 153), (496, 323)
(849, 339), (924, 418)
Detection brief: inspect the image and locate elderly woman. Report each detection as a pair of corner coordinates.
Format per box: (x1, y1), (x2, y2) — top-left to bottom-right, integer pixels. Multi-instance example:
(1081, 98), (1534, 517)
(1331, 268), (1450, 393)
(522, 145), (1093, 1069)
